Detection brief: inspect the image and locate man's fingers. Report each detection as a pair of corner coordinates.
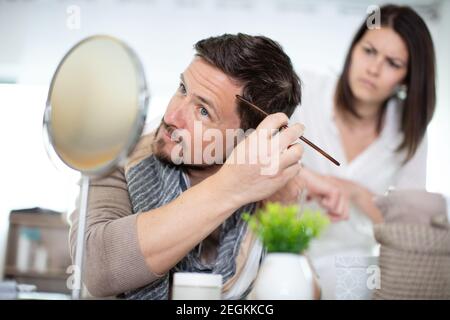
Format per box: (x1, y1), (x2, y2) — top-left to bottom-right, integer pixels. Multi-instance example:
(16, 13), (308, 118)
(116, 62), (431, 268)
(279, 144), (303, 170)
(278, 123), (304, 150)
(293, 174), (306, 191)
(256, 113), (289, 137)
(281, 163), (302, 182)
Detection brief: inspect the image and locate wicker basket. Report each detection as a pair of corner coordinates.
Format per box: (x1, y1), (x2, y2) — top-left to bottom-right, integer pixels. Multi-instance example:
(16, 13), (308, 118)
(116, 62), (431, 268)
(373, 223), (450, 299)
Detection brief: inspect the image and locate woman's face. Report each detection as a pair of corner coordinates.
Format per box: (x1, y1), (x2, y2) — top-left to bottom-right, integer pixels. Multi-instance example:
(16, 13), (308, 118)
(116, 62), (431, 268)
(348, 27), (409, 106)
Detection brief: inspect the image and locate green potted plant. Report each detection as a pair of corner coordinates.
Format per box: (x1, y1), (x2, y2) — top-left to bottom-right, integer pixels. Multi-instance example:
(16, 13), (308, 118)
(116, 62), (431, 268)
(243, 202), (329, 299)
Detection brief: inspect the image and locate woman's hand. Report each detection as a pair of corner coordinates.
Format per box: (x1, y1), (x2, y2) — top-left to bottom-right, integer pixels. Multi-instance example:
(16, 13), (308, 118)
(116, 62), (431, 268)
(300, 169), (349, 222)
(261, 168), (350, 222)
(322, 176), (384, 224)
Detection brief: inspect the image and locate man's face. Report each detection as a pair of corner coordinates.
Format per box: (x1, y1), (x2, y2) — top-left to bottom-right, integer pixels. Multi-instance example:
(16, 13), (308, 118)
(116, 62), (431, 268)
(153, 57), (243, 166)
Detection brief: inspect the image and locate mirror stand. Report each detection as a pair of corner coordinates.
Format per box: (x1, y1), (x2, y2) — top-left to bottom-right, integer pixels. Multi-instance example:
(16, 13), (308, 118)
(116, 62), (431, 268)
(72, 175), (89, 300)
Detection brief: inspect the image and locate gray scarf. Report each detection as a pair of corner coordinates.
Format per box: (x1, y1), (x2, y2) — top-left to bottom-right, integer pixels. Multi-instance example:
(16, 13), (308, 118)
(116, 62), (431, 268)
(122, 155), (256, 300)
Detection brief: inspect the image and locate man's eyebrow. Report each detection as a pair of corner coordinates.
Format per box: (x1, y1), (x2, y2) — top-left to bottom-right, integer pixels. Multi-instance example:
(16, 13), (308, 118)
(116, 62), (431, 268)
(179, 73), (220, 119)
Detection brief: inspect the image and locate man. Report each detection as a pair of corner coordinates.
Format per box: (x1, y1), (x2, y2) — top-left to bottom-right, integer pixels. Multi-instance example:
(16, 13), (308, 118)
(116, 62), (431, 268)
(70, 33), (348, 299)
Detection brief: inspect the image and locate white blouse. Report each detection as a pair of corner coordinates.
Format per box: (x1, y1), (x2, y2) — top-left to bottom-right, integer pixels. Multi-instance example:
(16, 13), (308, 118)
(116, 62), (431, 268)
(290, 69), (427, 192)
(289, 70), (428, 299)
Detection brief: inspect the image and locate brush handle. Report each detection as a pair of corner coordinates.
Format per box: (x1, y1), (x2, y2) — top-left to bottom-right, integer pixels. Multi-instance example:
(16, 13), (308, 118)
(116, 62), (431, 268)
(280, 125), (340, 166)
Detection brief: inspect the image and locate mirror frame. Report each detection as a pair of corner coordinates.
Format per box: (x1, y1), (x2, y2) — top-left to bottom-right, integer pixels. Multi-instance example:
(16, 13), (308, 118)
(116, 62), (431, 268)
(43, 35), (149, 177)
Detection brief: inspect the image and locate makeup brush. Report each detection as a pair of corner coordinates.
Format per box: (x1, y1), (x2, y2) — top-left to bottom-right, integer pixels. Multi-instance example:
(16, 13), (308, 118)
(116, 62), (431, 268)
(236, 95), (340, 166)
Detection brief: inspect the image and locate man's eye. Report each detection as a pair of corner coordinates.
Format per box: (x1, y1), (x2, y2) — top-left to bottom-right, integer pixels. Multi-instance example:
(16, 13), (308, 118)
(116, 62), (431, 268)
(199, 107), (209, 117)
(178, 83), (186, 94)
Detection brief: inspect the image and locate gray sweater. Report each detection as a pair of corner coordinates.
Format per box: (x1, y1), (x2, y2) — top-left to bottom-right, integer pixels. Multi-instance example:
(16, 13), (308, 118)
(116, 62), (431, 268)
(69, 133), (249, 297)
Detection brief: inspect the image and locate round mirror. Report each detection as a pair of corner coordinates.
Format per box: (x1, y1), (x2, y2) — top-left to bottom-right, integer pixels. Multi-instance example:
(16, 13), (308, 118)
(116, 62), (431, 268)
(44, 35), (149, 176)
(43, 35), (149, 299)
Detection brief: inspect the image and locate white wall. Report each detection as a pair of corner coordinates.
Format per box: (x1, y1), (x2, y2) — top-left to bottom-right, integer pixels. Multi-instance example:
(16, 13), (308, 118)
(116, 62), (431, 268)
(0, 84), (80, 279)
(0, 0), (449, 278)
(426, 0), (450, 194)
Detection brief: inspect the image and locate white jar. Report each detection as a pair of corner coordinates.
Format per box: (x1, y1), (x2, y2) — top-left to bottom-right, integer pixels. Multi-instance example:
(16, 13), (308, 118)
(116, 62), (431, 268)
(172, 272), (222, 300)
(252, 253), (315, 300)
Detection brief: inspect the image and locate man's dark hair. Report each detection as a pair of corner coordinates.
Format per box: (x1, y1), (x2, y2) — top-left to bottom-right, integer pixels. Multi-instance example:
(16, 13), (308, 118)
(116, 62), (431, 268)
(194, 33), (302, 130)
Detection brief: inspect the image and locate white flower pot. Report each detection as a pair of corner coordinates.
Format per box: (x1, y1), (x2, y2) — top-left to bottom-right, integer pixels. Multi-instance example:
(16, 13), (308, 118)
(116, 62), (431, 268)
(252, 253), (315, 300)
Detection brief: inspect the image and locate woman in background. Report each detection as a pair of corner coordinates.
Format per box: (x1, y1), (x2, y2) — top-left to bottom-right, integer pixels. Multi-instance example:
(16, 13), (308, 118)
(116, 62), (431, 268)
(290, 5), (436, 299)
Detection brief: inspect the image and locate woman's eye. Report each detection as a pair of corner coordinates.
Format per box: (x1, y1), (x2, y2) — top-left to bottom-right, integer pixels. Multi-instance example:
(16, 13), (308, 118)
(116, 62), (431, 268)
(388, 60), (401, 69)
(178, 83), (186, 94)
(363, 47), (374, 55)
(199, 106), (209, 117)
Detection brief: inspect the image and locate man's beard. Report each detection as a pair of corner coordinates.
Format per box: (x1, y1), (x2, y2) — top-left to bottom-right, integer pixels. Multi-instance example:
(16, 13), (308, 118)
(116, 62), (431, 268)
(152, 120), (178, 167)
(152, 119), (219, 172)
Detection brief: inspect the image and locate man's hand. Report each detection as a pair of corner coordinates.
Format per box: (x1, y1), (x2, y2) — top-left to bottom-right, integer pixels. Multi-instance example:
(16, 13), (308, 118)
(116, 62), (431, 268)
(261, 173), (305, 206)
(214, 113), (305, 207)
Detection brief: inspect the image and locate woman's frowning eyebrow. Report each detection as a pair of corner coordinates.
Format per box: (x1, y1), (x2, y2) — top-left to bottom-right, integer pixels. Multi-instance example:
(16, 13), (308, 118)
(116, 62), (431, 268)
(362, 41), (407, 66)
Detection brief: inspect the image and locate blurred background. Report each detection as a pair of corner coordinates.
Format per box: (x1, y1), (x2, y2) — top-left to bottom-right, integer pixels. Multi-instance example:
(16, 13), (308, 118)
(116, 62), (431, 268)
(0, 0), (449, 294)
